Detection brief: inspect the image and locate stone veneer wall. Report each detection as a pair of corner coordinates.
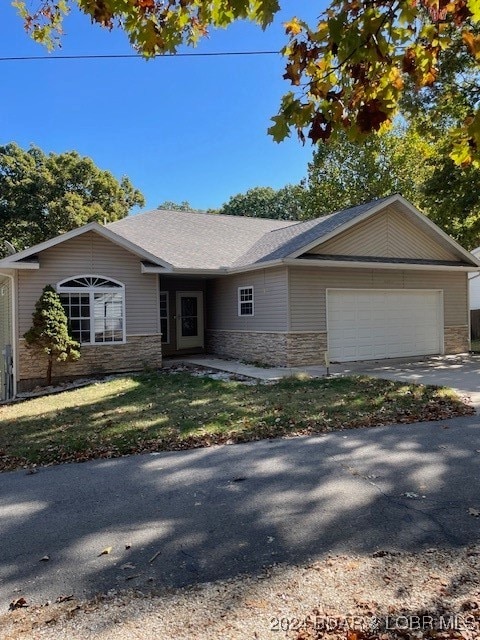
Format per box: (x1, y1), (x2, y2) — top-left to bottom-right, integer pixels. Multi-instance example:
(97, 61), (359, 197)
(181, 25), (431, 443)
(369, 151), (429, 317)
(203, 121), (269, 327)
(286, 332), (328, 366)
(206, 330), (328, 367)
(207, 327), (469, 366)
(206, 330), (288, 366)
(444, 326), (470, 354)
(17, 334), (163, 391)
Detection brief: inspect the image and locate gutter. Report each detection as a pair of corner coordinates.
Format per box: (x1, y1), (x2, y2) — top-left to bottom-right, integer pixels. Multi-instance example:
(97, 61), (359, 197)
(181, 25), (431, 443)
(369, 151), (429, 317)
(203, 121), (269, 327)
(283, 258), (480, 272)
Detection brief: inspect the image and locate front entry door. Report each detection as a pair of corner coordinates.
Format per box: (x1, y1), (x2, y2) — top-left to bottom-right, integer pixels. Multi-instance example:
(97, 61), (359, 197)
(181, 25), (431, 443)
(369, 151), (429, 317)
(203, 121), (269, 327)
(176, 291), (204, 350)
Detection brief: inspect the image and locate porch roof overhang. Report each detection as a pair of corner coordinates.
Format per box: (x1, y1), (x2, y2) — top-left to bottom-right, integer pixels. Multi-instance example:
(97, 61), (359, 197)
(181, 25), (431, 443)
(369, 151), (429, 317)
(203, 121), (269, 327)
(141, 261), (226, 275)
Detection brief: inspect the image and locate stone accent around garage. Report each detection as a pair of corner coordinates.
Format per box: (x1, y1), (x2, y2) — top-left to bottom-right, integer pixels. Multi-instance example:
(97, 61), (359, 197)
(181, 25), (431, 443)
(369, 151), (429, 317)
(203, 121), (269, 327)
(17, 334), (162, 391)
(206, 330), (327, 367)
(444, 325), (470, 354)
(286, 332), (328, 367)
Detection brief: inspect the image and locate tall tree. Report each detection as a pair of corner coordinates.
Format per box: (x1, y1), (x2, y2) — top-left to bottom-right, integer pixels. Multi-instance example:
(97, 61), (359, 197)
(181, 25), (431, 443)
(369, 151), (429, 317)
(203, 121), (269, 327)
(422, 149), (480, 250)
(219, 185), (306, 220)
(0, 143), (144, 255)
(14, 1), (480, 165)
(157, 200), (196, 212)
(304, 128), (433, 217)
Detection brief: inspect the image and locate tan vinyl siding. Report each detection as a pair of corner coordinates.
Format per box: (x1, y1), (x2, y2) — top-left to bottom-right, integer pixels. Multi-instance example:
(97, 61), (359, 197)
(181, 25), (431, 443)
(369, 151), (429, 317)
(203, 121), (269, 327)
(310, 207), (459, 261)
(18, 232), (159, 337)
(207, 267), (289, 332)
(288, 266), (468, 331)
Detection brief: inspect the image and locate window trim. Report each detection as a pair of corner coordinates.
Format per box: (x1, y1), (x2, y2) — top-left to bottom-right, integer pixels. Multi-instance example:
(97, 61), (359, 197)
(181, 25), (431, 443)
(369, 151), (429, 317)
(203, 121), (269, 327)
(56, 274), (126, 345)
(238, 285), (254, 317)
(159, 290), (170, 344)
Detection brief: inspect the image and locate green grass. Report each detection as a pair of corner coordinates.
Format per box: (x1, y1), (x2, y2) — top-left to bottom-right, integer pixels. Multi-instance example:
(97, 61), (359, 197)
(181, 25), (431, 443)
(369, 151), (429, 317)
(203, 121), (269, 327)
(0, 372), (473, 471)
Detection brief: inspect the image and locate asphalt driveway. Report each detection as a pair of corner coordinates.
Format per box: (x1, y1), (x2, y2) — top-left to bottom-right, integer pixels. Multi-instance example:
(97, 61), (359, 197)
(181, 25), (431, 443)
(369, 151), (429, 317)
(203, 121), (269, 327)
(336, 354), (480, 410)
(1, 414), (479, 609)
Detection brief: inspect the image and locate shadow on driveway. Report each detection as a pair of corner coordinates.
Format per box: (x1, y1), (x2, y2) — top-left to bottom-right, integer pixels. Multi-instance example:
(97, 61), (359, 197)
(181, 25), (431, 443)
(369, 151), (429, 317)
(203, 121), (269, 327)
(0, 414), (479, 609)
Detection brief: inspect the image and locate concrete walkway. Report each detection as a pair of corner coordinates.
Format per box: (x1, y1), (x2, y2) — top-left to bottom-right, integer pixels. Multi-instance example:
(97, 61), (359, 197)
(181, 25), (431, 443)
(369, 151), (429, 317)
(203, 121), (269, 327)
(176, 356), (327, 381)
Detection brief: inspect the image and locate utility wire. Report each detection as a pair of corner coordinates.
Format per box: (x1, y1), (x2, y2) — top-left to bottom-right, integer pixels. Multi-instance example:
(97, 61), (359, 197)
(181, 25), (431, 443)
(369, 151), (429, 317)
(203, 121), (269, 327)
(0, 50), (281, 62)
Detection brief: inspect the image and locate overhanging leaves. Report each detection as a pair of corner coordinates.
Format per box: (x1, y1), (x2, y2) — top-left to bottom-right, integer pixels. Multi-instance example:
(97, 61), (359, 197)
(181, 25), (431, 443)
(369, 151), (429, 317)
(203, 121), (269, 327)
(12, 0), (480, 165)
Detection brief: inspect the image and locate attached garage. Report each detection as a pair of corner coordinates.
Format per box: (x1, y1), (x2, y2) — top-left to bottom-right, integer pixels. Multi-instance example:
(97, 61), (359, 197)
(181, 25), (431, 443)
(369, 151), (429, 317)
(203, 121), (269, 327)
(327, 289), (443, 362)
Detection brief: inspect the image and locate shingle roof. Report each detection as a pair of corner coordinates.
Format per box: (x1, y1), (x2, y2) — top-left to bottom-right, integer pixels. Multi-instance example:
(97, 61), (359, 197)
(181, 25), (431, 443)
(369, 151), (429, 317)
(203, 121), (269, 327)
(232, 198), (394, 266)
(108, 209), (296, 270)
(107, 196), (394, 270)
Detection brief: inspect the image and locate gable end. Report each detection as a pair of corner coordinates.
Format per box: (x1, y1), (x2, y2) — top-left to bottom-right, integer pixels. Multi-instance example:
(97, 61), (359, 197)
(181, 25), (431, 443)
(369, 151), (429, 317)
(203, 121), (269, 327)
(303, 206), (460, 262)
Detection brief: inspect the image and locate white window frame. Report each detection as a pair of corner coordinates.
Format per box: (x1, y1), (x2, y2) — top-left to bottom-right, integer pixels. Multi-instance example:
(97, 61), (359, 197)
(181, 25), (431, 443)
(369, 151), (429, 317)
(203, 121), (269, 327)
(238, 286), (254, 317)
(159, 291), (170, 344)
(56, 275), (126, 345)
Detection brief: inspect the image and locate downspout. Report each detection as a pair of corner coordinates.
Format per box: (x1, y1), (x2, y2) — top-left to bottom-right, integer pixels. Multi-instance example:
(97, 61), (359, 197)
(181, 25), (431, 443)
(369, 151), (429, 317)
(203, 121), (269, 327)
(0, 271), (17, 398)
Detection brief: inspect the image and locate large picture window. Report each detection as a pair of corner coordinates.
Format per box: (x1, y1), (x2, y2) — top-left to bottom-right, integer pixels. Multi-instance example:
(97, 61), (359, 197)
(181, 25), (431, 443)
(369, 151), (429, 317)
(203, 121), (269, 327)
(57, 276), (125, 345)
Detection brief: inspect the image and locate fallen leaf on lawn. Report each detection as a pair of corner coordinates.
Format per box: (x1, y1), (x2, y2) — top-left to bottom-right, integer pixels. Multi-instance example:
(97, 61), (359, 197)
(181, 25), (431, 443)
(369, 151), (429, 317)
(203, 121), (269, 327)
(469, 508), (480, 517)
(98, 547), (112, 556)
(40, 555), (50, 562)
(55, 594), (74, 603)
(9, 597), (28, 610)
(121, 563), (136, 570)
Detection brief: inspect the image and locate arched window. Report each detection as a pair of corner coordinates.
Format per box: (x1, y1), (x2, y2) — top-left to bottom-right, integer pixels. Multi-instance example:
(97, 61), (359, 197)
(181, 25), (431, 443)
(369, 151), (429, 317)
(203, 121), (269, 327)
(57, 275), (125, 345)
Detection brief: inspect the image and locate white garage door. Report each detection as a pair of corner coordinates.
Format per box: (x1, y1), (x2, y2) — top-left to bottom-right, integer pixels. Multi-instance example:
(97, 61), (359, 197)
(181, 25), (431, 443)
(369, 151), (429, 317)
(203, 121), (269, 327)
(327, 289), (443, 362)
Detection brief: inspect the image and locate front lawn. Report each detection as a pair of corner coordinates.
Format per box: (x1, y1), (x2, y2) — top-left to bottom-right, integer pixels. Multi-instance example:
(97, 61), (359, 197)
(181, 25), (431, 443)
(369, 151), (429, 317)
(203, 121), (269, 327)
(0, 371), (473, 471)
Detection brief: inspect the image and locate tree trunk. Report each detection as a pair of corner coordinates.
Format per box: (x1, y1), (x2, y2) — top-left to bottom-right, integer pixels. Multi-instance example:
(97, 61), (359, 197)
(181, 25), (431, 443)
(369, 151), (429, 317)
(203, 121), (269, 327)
(46, 356), (53, 386)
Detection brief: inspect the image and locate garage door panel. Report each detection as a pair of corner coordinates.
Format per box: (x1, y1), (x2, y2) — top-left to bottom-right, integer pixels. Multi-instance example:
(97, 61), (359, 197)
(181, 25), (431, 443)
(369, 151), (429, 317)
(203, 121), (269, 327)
(327, 290), (442, 362)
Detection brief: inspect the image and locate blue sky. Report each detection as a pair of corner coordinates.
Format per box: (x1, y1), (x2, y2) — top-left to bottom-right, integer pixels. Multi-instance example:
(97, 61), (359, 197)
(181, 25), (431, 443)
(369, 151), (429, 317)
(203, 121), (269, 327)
(0, 2), (323, 211)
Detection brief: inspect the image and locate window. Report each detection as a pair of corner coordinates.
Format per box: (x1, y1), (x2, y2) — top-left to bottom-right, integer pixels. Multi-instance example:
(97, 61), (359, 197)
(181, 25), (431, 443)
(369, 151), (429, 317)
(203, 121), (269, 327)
(57, 275), (125, 345)
(159, 291), (169, 343)
(238, 286), (254, 316)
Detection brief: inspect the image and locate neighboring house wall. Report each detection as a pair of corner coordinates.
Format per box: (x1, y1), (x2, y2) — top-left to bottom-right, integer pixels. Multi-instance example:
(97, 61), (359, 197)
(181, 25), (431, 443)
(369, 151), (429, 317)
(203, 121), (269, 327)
(0, 277), (13, 400)
(206, 267), (290, 365)
(469, 274), (480, 311)
(469, 249), (480, 311)
(17, 231), (162, 389)
(311, 207), (459, 260)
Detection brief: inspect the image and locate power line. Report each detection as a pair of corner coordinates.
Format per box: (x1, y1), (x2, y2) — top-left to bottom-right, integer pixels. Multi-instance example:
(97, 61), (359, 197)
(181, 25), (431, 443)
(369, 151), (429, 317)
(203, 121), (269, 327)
(0, 50), (281, 62)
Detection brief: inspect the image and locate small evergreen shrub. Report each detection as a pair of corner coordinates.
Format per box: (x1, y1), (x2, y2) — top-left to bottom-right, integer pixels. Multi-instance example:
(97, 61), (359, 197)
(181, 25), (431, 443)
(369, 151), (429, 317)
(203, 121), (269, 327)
(24, 285), (80, 385)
